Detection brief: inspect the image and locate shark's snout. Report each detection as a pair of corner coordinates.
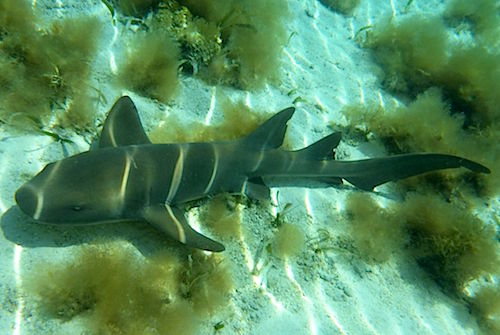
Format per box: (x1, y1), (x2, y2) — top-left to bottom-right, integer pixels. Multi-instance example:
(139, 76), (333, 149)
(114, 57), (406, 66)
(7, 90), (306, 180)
(15, 184), (39, 219)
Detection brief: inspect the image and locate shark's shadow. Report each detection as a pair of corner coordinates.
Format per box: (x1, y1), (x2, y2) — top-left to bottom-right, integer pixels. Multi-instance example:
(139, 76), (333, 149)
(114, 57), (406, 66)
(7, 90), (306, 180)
(1, 205), (184, 256)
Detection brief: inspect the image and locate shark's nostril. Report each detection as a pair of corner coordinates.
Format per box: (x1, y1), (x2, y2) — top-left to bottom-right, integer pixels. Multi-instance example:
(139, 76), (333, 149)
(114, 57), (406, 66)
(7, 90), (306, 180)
(15, 185), (39, 218)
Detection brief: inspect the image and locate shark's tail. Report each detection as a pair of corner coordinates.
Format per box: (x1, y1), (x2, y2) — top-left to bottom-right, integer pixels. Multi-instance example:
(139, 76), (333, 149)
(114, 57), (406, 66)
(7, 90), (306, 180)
(261, 130), (490, 191)
(334, 153), (490, 191)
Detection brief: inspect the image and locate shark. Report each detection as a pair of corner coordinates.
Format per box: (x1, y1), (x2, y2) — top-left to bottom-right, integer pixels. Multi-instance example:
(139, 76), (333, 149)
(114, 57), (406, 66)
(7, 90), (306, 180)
(15, 96), (490, 252)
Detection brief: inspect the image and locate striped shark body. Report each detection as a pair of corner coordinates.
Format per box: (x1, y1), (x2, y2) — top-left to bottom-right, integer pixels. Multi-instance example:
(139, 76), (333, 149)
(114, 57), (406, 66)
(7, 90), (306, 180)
(15, 96), (490, 252)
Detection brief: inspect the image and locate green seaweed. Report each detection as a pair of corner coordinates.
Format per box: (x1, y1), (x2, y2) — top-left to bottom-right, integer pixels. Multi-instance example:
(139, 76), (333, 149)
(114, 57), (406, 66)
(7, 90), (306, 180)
(340, 88), (499, 196)
(149, 98), (270, 143)
(400, 193), (499, 293)
(113, 0), (160, 17)
(148, 2), (222, 75)
(344, 191), (500, 295)
(174, 0), (290, 89)
(362, 13), (500, 128)
(27, 242), (233, 334)
(117, 0), (290, 92)
(0, 0), (102, 130)
(469, 285), (500, 334)
(344, 193), (404, 263)
(363, 15), (449, 94)
(116, 30), (180, 103)
(344, 190), (500, 335)
(199, 193), (242, 239)
(341, 89), (466, 154)
(272, 223), (306, 259)
(444, 0), (500, 45)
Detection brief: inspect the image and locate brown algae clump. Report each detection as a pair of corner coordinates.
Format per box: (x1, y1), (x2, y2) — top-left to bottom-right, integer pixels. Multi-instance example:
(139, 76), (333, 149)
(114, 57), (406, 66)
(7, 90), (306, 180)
(362, 15), (448, 94)
(444, 0), (500, 45)
(400, 193), (499, 293)
(116, 30), (180, 103)
(344, 191), (499, 294)
(273, 223), (306, 259)
(469, 285), (500, 333)
(343, 189), (500, 335)
(113, 0), (161, 17)
(340, 89), (499, 196)
(179, 0), (290, 88)
(140, 0), (290, 89)
(0, 0), (103, 130)
(27, 242), (233, 334)
(342, 89), (465, 154)
(349, 9), (500, 195)
(344, 193), (403, 263)
(149, 98), (269, 143)
(199, 193), (242, 240)
(362, 13), (500, 128)
(111, 0), (290, 98)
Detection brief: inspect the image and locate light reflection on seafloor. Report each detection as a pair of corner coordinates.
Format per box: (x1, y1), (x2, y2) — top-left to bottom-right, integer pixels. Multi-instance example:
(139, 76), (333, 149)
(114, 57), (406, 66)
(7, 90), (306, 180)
(13, 244), (24, 335)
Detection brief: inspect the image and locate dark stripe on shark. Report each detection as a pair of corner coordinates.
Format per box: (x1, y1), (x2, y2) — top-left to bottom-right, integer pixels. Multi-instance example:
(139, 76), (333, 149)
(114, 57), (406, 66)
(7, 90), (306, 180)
(114, 145), (179, 216)
(170, 143), (218, 203)
(170, 143), (256, 203)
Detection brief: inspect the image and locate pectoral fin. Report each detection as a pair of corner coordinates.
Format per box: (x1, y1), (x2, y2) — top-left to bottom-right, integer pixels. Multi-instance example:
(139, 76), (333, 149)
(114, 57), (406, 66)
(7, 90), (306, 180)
(142, 204), (225, 252)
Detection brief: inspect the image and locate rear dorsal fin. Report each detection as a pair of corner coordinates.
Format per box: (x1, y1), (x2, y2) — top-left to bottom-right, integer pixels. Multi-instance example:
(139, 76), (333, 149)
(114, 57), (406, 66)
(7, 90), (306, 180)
(240, 107), (295, 150)
(295, 132), (342, 160)
(98, 96), (151, 148)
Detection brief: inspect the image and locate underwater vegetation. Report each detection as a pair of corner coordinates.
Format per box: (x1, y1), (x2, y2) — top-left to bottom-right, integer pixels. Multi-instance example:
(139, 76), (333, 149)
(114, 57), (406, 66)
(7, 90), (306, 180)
(1, 0), (290, 130)
(340, 13), (500, 311)
(319, 0), (360, 15)
(342, 89), (463, 154)
(177, 0), (290, 89)
(470, 285), (500, 333)
(0, 0), (103, 130)
(27, 242), (233, 334)
(340, 88), (499, 196)
(199, 193), (242, 240)
(112, 0), (161, 17)
(115, 0), (290, 95)
(344, 193), (404, 263)
(361, 10), (500, 129)
(272, 223), (306, 259)
(149, 98), (272, 143)
(116, 30), (180, 103)
(444, 0), (500, 46)
(342, 2), (500, 197)
(345, 191), (500, 333)
(400, 193), (498, 292)
(147, 2), (222, 76)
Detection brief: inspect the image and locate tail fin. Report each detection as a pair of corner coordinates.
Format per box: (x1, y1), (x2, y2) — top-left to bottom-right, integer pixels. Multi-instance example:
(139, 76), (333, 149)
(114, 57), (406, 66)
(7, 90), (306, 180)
(343, 153), (491, 191)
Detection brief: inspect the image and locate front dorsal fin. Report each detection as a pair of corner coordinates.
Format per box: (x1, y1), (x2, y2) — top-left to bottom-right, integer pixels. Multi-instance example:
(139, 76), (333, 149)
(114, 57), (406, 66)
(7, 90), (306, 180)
(240, 107), (295, 150)
(98, 96), (151, 148)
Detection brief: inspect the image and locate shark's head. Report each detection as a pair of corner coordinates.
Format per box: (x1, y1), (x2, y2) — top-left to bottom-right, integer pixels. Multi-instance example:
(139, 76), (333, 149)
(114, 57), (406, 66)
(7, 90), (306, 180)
(15, 149), (129, 224)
